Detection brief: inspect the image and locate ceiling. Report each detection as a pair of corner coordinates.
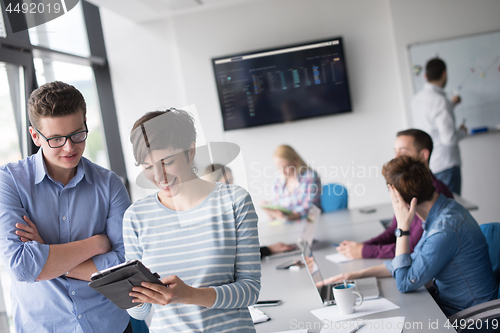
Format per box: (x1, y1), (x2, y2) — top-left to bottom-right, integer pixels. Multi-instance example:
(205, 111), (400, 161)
(87, 0), (264, 23)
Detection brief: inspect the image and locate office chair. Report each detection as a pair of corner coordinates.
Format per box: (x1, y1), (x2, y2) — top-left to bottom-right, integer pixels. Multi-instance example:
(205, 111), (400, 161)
(447, 223), (500, 333)
(321, 183), (348, 213)
(480, 223), (500, 293)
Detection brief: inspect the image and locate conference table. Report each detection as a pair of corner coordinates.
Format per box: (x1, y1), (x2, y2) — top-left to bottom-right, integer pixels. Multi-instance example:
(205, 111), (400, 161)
(255, 203), (459, 333)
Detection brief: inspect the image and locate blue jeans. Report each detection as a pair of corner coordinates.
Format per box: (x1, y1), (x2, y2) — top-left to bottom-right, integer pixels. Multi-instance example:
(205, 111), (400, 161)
(435, 166), (461, 195)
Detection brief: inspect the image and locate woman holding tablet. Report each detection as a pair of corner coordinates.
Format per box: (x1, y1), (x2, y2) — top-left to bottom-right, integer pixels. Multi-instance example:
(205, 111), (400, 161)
(263, 145), (321, 221)
(124, 109), (261, 332)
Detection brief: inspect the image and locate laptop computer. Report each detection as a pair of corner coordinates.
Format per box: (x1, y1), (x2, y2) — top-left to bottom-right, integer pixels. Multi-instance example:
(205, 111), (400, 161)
(264, 205), (321, 260)
(302, 242), (380, 305)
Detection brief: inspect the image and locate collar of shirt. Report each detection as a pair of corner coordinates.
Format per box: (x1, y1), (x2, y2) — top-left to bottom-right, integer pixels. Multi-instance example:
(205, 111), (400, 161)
(424, 82), (446, 96)
(34, 147), (92, 187)
(422, 193), (448, 230)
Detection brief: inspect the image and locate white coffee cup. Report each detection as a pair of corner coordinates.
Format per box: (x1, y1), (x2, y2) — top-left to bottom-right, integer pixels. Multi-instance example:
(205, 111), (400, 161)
(332, 283), (363, 314)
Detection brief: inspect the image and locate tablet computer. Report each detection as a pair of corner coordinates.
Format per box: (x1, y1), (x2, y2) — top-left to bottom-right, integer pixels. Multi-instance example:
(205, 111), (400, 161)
(89, 260), (162, 310)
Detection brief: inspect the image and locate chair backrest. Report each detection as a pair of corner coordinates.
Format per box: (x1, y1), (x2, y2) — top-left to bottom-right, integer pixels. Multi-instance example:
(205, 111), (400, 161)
(480, 223), (500, 298)
(320, 183), (348, 213)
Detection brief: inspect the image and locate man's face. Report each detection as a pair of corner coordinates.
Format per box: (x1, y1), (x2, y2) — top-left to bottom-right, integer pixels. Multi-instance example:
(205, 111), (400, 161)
(394, 135), (424, 162)
(30, 110), (87, 177)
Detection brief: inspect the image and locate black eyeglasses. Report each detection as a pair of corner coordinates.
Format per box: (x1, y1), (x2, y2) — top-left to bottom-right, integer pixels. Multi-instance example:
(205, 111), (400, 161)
(34, 122), (89, 148)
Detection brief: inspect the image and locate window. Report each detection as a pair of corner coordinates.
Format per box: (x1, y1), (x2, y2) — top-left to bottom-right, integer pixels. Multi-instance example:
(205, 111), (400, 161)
(0, 61), (25, 333)
(28, 2), (90, 57)
(0, 2), (128, 331)
(0, 62), (25, 165)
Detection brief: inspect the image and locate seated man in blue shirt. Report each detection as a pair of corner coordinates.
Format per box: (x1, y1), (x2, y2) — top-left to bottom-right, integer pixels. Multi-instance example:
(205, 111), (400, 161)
(0, 81), (132, 332)
(323, 155), (497, 316)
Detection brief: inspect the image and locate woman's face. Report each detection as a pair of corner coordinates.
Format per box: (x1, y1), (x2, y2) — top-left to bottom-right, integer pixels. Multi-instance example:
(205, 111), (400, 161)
(273, 157), (296, 179)
(141, 144), (195, 198)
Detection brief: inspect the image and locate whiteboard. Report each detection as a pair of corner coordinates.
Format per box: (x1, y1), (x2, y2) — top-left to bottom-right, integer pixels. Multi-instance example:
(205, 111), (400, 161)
(408, 30), (500, 130)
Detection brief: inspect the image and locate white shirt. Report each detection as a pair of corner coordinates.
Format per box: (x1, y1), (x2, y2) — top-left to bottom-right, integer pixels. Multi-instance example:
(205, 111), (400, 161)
(411, 82), (466, 173)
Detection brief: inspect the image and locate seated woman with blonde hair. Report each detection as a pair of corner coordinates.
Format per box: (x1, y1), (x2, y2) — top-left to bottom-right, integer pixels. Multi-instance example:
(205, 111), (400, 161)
(263, 145), (321, 221)
(203, 163), (297, 258)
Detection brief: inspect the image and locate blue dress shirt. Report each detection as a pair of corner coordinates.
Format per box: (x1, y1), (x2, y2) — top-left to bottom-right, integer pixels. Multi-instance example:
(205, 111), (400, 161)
(0, 148), (131, 333)
(385, 194), (498, 316)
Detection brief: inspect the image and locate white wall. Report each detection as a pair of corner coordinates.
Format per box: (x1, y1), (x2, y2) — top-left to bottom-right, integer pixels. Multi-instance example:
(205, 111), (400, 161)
(100, 0), (500, 221)
(389, 0), (500, 223)
(100, 8), (187, 201)
(171, 0), (403, 207)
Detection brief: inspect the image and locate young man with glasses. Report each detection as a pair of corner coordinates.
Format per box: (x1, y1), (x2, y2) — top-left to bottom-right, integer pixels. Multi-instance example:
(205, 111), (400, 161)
(0, 81), (132, 333)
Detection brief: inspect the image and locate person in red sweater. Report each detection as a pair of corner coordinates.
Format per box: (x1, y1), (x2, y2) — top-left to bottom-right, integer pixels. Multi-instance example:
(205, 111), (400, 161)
(337, 129), (453, 259)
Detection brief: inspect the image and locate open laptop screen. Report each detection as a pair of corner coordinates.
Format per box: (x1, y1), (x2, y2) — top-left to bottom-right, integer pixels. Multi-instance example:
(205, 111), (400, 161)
(303, 243), (325, 291)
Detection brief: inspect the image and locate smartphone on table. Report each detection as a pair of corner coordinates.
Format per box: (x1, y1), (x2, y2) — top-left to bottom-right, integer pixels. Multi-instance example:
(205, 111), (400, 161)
(254, 300), (282, 307)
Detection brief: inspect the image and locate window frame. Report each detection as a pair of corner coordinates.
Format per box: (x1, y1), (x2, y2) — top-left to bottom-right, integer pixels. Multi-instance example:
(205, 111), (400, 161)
(0, 0), (129, 192)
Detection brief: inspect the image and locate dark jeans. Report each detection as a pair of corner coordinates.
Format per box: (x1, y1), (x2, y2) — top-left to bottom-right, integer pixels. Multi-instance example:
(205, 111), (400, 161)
(123, 321), (133, 333)
(435, 166), (462, 195)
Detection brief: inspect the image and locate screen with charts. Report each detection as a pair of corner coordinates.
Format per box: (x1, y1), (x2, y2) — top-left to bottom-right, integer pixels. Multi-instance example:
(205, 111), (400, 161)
(212, 37), (352, 131)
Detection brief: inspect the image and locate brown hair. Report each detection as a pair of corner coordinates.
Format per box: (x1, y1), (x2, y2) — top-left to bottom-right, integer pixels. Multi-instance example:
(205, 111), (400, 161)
(382, 155), (435, 204)
(130, 109), (196, 165)
(28, 81), (86, 129)
(397, 128), (434, 161)
(426, 58), (446, 82)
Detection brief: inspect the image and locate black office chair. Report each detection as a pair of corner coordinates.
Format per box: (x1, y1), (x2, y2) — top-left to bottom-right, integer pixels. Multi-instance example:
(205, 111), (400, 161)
(448, 299), (500, 333)
(447, 223), (500, 333)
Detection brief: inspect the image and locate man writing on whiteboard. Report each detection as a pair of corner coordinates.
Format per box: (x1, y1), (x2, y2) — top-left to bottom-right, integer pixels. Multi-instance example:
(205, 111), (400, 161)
(411, 58), (467, 195)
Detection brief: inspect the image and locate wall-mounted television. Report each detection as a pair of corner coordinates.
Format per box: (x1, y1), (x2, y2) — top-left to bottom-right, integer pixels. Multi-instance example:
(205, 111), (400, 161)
(212, 37), (352, 131)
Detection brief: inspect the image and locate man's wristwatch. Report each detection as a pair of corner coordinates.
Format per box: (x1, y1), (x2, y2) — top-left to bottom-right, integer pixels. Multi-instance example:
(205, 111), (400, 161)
(395, 228), (410, 237)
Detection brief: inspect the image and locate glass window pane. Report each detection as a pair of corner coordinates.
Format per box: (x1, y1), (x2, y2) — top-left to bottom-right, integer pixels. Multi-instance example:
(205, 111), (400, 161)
(34, 59), (109, 169)
(0, 61), (25, 333)
(28, 2), (90, 57)
(0, 63), (25, 165)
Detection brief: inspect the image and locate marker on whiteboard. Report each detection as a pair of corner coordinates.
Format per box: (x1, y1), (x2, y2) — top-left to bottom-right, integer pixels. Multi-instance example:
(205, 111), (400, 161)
(470, 127), (488, 135)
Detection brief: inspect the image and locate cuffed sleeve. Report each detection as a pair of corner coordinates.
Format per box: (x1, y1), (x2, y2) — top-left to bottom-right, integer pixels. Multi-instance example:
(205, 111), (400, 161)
(391, 228), (458, 293)
(0, 169), (50, 282)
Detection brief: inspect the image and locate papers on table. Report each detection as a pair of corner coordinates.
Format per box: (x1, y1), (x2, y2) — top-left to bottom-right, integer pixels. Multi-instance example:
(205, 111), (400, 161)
(320, 316), (406, 333)
(311, 297), (400, 323)
(325, 252), (353, 263)
(248, 306), (270, 324)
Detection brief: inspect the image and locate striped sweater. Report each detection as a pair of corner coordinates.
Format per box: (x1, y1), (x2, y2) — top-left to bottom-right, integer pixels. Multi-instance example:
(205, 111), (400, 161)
(124, 183), (261, 332)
